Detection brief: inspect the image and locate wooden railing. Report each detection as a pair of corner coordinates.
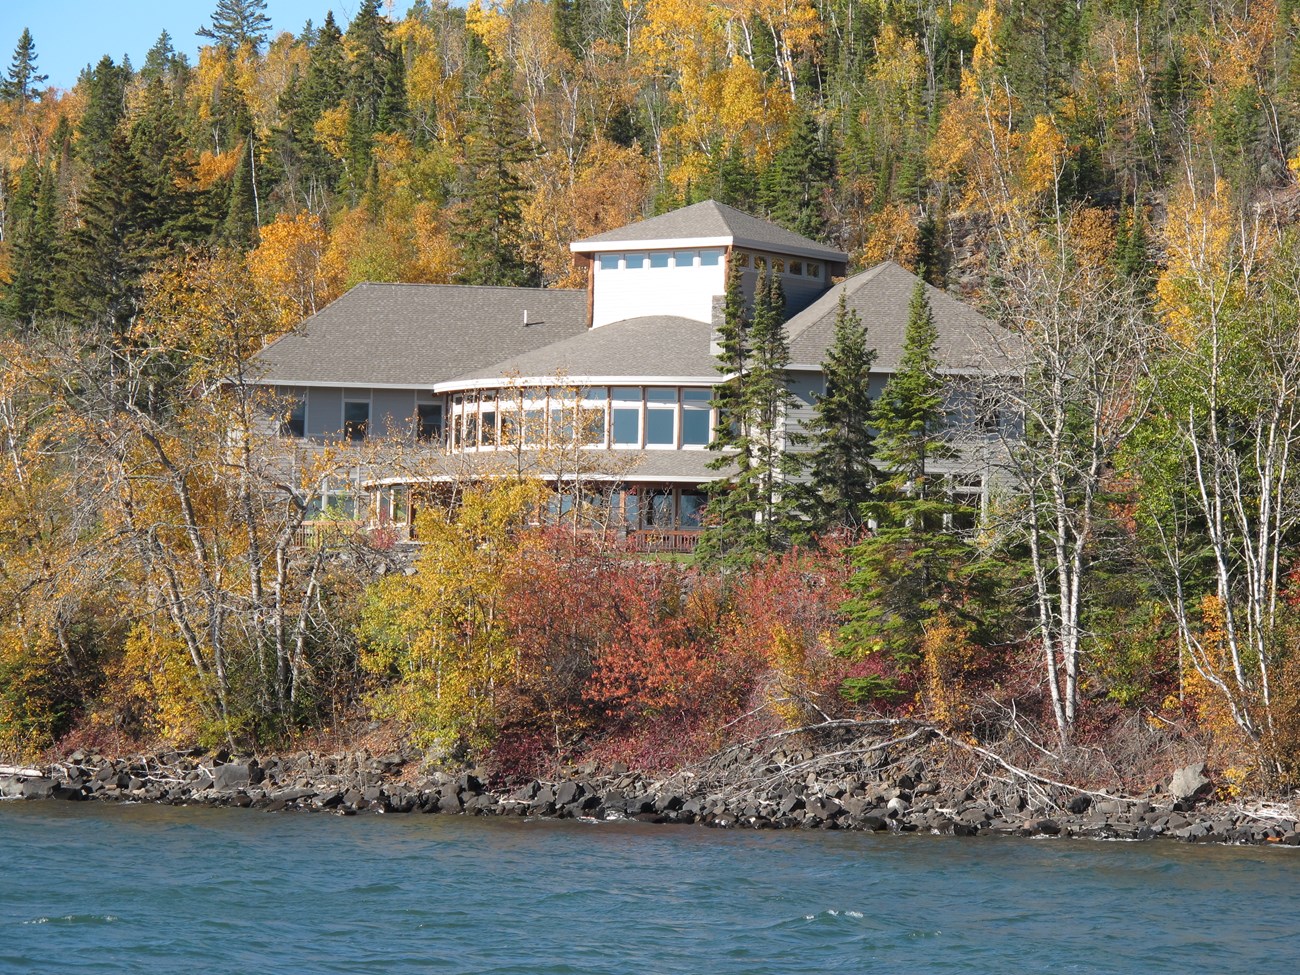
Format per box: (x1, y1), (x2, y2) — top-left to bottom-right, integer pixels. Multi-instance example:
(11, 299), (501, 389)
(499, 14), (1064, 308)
(291, 520), (365, 549)
(624, 529), (701, 554)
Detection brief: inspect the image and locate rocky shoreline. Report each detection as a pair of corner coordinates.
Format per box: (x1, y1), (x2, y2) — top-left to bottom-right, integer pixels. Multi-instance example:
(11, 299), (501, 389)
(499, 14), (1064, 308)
(4, 739), (1299, 846)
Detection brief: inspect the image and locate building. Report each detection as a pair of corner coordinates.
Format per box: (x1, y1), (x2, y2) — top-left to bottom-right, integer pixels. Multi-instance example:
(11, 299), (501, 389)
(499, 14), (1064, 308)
(252, 200), (1004, 545)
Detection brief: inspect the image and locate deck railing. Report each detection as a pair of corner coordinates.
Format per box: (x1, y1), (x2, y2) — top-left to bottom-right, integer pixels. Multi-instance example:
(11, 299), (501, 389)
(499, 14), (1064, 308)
(624, 529), (700, 554)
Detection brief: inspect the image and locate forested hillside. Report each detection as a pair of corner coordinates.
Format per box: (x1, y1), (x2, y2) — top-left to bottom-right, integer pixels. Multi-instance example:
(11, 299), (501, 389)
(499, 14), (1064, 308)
(4, 0), (1297, 317)
(4, 1), (1300, 790)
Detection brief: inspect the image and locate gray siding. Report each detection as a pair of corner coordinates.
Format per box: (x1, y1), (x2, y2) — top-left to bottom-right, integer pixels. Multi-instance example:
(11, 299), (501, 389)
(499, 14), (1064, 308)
(373, 389), (417, 438)
(306, 387), (342, 439)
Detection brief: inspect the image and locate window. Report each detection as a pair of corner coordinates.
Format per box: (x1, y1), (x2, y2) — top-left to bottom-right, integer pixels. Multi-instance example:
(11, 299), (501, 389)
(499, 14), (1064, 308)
(700, 249), (723, 267)
(679, 492), (705, 529)
(343, 399), (369, 441)
(284, 396), (306, 438)
(807, 262), (821, 279)
(417, 403), (443, 441)
(753, 255), (767, 270)
(625, 253), (646, 269)
(734, 251), (750, 268)
(598, 253), (620, 270)
(464, 409), (478, 447)
(581, 387), (607, 445)
(649, 252), (670, 269)
(674, 250), (696, 268)
(773, 259), (785, 273)
(645, 490), (675, 528)
(681, 388), (711, 446)
(612, 388), (640, 445)
(480, 395), (497, 446)
(789, 260), (803, 276)
(646, 387), (675, 446)
(524, 409), (546, 446)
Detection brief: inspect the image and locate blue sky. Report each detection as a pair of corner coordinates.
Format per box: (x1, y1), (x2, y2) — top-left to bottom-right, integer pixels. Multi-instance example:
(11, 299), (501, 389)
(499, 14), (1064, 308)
(0, 1), (373, 91)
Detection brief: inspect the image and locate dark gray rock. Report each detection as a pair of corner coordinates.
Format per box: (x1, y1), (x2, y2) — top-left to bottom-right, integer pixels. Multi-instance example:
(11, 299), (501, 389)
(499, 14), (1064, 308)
(21, 777), (55, 799)
(211, 764), (251, 792)
(1067, 795), (1092, 815)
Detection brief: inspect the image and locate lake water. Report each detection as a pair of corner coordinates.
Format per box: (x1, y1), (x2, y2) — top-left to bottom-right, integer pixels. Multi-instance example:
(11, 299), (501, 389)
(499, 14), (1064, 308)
(1, 800), (1297, 974)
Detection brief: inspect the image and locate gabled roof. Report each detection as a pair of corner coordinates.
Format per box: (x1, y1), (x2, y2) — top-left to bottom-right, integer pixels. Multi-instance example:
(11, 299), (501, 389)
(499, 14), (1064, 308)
(786, 262), (1012, 373)
(253, 282), (589, 388)
(438, 315), (718, 390)
(570, 200), (847, 263)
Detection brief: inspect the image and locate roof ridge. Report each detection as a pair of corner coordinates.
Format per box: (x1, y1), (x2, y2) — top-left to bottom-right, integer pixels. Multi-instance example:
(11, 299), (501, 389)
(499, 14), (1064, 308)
(350, 281), (585, 294)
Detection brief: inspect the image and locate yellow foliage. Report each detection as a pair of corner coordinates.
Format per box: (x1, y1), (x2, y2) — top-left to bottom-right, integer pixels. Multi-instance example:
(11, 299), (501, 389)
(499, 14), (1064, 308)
(466, 0), (514, 62)
(359, 482), (547, 748)
(920, 612), (980, 729)
(1022, 115), (1067, 197)
(766, 622), (818, 728)
(856, 201), (920, 270)
(314, 104), (351, 162)
(104, 623), (206, 744)
(195, 148), (241, 189)
(248, 211), (334, 327)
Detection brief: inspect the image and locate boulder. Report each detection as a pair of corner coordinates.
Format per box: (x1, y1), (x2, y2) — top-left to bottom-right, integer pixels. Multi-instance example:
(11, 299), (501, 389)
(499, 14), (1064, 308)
(1067, 795), (1092, 815)
(21, 777), (55, 799)
(211, 764), (251, 792)
(1169, 763), (1210, 801)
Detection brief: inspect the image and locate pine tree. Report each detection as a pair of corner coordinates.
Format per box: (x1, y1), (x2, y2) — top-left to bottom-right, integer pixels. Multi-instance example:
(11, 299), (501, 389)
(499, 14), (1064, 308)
(841, 280), (969, 667)
(197, 0), (272, 53)
(77, 56), (131, 169)
(452, 69), (539, 287)
(141, 31), (188, 84)
(59, 132), (164, 336)
(343, 0), (406, 195)
(759, 111), (832, 240)
(699, 266), (798, 563)
(1, 28), (47, 106)
(1, 163), (60, 327)
(791, 292), (878, 537)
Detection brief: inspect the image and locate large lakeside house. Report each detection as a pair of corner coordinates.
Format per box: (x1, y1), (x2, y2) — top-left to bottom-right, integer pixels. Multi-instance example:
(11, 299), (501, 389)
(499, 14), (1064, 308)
(252, 200), (1004, 548)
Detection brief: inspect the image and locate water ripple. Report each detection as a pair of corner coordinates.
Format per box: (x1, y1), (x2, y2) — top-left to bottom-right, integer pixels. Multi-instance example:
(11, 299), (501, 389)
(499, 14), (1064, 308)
(1, 802), (1298, 974)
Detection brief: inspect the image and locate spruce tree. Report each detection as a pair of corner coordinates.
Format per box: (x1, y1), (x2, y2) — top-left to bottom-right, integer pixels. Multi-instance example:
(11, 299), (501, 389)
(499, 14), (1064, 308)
(343, 0), (406, 195)
(452, 69), (538, 287)
(1, 28), (47, 106)
(197, 0), (272, 53)
(790, 292), (878, 537)
(841, 281), (970, 668)
(77, 56), (131, 169)
(759, 111), (831, 240)
(2, 163), (60, 327)
(699, 266), (798, 563)
(871, 281), (954, 502)
(58, 132), (164, 336)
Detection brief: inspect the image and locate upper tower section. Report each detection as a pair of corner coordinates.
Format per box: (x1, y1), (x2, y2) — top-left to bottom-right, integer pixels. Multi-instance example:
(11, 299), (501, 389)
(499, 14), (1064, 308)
(570, 200), (847, 328)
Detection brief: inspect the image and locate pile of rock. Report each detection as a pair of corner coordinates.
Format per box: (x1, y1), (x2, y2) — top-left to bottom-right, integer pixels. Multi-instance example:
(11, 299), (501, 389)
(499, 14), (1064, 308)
(5, 751), (1297, 846)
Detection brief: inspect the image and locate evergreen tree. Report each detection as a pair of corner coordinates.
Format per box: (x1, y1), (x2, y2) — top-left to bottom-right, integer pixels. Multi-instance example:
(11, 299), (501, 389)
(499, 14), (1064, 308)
(452, 69), (539, 287)
(759, 111), (832, 240)
(841, 281), (970, 668)
(343, 0), (406, 195)
(140, 31), (188, 84)
(699, 266), (798, 563)
(1, 163), (60, 327)
(77, 56), (131, 169)
(276, 12), (346, 200)
(1, 28), (47, 105)
(58, 132), (164, 336)
(197, 0), (272, 53)
(870, 282), (953, 502)
(790, 292), (878, 537)
(130, 78), (211, 242)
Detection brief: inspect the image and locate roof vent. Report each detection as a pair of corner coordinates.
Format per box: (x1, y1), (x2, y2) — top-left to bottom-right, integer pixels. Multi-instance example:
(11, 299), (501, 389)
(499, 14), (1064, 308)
(523, 309), (529, 327)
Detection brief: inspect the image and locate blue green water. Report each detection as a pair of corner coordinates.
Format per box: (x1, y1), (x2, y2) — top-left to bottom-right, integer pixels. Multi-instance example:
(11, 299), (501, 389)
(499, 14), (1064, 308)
(1, 800), (1297, 974)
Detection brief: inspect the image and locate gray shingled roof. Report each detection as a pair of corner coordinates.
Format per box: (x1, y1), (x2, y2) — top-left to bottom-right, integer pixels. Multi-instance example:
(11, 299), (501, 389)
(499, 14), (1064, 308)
(440, 316), (718, 387)
(786, 262), (1012, 372)
(571, 200), (846, 262)
(254, 283), (589, 387)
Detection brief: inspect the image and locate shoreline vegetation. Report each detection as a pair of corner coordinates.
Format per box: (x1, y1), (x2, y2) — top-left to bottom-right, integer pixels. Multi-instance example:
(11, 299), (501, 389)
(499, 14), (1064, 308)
(5, 720), (1300, 847)
(7, 0), (1300, 815)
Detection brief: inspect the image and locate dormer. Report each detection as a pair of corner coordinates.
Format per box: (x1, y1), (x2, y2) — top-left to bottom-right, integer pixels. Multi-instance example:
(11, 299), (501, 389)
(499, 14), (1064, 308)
(570, 200), (847, 328)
